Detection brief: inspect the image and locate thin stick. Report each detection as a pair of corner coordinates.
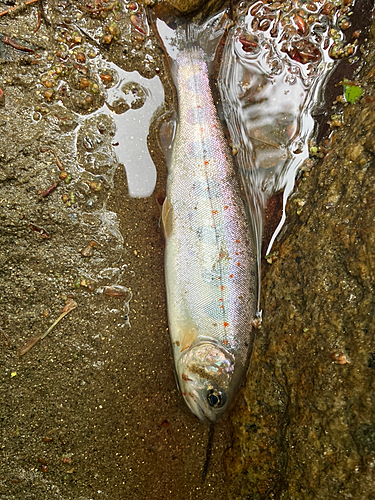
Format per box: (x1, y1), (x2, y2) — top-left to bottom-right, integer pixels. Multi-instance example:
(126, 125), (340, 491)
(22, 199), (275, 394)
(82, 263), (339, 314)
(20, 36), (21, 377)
(40, 310), (70, 339)
(40, 299), (77, 339)
(248, 134), (281, 149)
(0, 0), (38, 18)
(18, 299), (77, 356)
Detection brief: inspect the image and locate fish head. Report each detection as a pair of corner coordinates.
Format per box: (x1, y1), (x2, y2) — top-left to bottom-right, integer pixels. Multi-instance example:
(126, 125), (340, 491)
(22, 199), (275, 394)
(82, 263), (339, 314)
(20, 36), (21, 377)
(177, 341), (236, 422)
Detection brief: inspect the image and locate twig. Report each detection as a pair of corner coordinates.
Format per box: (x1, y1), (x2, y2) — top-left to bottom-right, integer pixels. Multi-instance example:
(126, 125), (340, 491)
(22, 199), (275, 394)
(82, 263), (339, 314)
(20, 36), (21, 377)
(3, 36), (34, 52)
(2, 315), (8, 329)
(0, 328), (9, 346)
(40, 181), (59, 197)
(52, 152), (64, 171)
(33, 9), (41, 33)
(19, 299), (77, 356)
(18, 335), (41, 355)
(28, 222), (50, 238)
(248, 134), (281, 149)
(40, 299), (77, 339)
(0, 0), (38, 18)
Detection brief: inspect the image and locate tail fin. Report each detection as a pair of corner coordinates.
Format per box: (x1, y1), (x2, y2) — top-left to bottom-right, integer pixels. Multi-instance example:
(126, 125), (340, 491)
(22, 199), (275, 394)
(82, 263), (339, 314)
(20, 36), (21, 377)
(148, 6), (230, 166)
(148, 7), (230, 83)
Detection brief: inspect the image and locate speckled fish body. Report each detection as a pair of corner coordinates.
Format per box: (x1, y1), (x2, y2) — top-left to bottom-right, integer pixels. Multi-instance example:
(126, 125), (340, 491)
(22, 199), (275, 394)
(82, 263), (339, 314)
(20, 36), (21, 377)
(163, 47), (257, 422)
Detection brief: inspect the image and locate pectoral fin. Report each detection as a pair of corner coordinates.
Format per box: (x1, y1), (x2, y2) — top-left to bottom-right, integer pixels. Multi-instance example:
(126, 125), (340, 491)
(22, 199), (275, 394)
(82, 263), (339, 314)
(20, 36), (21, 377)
(180, 324), (198, 353)
(162, 197), (173, 239)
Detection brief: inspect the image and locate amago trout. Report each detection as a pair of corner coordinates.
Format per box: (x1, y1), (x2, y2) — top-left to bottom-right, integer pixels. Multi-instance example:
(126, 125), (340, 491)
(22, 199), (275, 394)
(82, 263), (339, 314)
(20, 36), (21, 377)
(161, 32), (257, 423)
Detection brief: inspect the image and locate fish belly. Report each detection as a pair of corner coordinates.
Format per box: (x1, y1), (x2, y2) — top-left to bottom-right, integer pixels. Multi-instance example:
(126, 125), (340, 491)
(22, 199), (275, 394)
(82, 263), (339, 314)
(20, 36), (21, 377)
(164, 47), (256, 370)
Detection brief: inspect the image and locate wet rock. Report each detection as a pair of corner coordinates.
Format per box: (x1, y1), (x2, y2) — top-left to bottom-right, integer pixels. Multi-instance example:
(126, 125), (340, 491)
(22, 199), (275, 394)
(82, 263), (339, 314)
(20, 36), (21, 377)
(226, 16), (375, 500)
(148, 0), (227, 16)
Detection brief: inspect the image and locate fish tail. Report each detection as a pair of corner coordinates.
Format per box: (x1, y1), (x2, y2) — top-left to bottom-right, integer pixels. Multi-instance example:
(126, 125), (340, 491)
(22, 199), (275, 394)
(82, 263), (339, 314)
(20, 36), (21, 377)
(148, 7), (231, 164)
(148, 7), (230, 82)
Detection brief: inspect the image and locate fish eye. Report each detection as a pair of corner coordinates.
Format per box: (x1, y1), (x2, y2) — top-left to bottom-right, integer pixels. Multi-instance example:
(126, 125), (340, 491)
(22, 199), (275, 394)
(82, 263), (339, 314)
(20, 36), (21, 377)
(207, 388), (226, 409)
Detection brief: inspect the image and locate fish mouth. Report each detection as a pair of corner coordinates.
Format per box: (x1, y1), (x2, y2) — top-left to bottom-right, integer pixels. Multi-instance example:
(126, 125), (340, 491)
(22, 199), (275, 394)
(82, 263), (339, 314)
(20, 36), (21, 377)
(180, 381), (226, 423)
(182, 388), (216, 423)
(175, 372), (209, 422)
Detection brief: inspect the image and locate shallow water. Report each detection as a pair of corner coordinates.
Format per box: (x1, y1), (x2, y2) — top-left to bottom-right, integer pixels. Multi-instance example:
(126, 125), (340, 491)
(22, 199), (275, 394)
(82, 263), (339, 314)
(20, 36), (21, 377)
(218, 0), (357, 288)
(88, 61), (164, 197)
(0, 0), (372, 498)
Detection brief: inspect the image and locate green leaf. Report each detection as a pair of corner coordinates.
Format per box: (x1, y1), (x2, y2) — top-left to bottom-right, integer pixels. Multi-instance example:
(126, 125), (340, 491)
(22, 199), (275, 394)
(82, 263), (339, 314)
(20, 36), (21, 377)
(343, 80), (363, 104)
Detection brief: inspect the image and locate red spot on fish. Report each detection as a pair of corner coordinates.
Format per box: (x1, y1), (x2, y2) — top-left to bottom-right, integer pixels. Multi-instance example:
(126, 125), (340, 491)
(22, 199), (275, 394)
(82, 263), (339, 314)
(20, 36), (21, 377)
(223, 322), (229, 328)
(219, 298), (223, 302)
(217, 276), (221, 280)
(212, 210), (218, 215)
(220, 286), (225, 291)
(204, 160), (209, 166)
(235, 252), (239, 255)
(181, 392), (186, 396)
(213, 124), (217, 128)
(219, 305), (224, 309)
(223, 339), (228, 345)
(229, 274), (233, 278)
(224, 206), (228, 210)
(235, 239), (240, 243)
(182, 373), (193, 382)
(237, 262), (241, 266)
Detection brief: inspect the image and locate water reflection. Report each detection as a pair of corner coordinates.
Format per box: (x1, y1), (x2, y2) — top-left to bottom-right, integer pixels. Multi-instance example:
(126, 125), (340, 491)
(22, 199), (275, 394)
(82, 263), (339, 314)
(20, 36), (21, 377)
(91, 62), (164, 197)
(218, 1), (336, 270)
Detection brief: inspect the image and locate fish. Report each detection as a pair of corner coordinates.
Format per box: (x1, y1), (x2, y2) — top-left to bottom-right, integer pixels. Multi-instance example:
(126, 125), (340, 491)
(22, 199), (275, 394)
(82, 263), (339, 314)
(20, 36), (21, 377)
(155, 13), (257, 423)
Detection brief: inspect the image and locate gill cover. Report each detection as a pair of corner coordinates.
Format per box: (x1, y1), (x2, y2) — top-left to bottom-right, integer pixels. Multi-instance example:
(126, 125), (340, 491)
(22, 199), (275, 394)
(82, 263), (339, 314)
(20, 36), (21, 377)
(177, 341), (235, 422)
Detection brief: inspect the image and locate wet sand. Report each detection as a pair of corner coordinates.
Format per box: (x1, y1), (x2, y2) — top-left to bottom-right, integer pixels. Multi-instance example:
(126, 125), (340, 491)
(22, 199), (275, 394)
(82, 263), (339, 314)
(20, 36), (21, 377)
(1, 1), (374, 499)
(0, 1), (232, 498)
